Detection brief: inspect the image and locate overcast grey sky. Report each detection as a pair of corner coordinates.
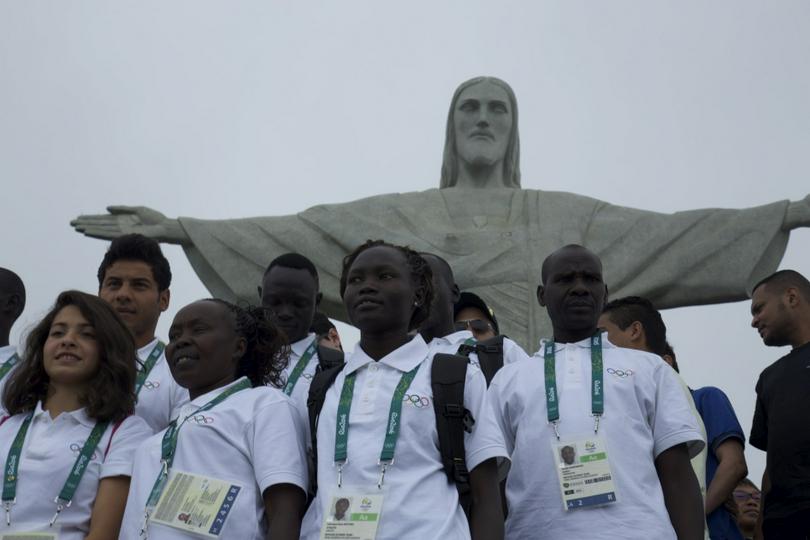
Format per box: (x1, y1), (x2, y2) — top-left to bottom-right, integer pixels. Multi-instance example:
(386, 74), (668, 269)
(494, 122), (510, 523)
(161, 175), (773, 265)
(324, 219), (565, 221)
(2, 1), (808, 483)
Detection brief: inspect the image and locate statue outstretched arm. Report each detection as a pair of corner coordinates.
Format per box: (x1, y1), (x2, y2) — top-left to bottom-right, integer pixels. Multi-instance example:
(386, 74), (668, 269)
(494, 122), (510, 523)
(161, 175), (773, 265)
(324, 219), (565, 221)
(71, 206), (189, 245)
(783, 194), (810, 230)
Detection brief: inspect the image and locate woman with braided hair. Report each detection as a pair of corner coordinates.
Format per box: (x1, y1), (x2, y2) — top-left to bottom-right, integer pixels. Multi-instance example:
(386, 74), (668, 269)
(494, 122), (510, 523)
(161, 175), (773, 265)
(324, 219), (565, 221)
(120, 299), (308, 540)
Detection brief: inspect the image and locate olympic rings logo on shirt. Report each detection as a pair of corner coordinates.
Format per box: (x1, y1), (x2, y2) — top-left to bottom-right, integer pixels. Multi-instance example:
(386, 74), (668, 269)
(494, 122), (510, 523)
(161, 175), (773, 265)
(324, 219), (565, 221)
(142, 381), (160, 390)
(69, 442), (100, 460)
(402, 394), (431, 408)
(189, 415), (214, 425)
(606, 368), (634, 378)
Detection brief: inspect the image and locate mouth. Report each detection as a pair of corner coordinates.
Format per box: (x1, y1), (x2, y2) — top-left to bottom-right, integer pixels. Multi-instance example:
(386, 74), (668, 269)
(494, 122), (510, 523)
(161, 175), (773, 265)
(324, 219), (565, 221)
(470, 131), (494, 141)
(170, 350), (199, 370)
(354, 298), (383, 311)
(115, 307), (136, 317)
(55, 352), (81, 362)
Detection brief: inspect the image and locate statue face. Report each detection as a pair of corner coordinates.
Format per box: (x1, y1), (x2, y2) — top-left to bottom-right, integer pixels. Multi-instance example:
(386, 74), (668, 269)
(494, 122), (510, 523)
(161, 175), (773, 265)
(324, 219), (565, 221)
(453, 80), (513, 172)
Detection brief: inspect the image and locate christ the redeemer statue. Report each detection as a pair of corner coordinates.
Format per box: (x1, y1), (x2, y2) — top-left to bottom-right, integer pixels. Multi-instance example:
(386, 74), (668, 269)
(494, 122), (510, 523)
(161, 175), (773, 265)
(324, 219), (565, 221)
(72, 77), (810, 350)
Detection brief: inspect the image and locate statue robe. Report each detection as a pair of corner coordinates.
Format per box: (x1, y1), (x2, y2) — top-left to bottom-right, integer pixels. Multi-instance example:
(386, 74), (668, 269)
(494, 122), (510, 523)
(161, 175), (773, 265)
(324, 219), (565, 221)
(178, 188), (789, 351)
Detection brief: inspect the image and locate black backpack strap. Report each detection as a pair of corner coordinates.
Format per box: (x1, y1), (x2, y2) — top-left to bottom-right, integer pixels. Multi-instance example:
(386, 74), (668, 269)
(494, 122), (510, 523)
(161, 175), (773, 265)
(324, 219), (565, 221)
(316, 344), (345, 370)
(474, 335), (505, 386)
(431, 353), (474, 518)
(306, 362), (345, 501)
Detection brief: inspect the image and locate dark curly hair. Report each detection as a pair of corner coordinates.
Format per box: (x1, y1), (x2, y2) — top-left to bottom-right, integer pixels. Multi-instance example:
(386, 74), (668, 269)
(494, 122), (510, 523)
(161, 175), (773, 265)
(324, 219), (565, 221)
(205, 299), (289, 389)
(339, 240), (434, 331)
(3, 290), (137, 422)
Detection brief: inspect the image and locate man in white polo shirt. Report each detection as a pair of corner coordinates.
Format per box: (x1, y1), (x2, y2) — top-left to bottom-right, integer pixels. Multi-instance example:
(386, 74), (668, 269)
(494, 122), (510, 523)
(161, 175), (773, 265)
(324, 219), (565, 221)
(0, 267), (25, 414)
(488, 244), (705, 539)
(419, 253), (530, 376)
(98, 234), (188, 433)
(260, 253), (329, 417)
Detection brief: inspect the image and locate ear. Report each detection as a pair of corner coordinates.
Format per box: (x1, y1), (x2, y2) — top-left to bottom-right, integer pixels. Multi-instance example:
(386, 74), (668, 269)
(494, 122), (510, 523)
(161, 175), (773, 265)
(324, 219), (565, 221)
(315, 292), (323, 307)
(158, 289), (170, 312)
(537, 285), (546, 307)
(233, 336), (248, 363)
(327, 328), (342, 349)
(629, 321), (645, 343)
(785, 287), (800, 308)
(450, 283), (461, 305)
(413, 283), (428, 308)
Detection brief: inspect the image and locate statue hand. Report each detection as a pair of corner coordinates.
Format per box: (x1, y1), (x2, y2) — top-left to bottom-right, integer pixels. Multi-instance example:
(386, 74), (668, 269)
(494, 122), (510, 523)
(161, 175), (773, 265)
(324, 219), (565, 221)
(70, 206), (189, 245)
(784, 194), (810, 231)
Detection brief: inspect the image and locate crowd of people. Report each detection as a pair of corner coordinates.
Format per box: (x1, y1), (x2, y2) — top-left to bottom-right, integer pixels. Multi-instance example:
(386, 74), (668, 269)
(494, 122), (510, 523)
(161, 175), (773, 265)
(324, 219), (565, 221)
(0, 233), (807, 540)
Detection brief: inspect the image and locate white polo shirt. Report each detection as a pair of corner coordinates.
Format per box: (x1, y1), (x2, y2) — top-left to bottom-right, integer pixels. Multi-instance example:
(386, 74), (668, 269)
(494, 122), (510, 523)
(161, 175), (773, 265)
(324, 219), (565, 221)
(281, 333), (321, 421)
(0, 345), (19, 416)
(0, 404), (150, 538)
(134, 338), (189, 433)
(487, 334), (705, 540)
(427, 330), (531, 368)
(120, 378), (309, 540)
(301, 334), (508, 540)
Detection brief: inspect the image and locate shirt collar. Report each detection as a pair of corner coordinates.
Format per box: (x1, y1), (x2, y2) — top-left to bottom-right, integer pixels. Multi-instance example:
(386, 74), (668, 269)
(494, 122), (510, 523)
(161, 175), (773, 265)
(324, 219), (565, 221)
(137, 337), (162, 359)
(430, 330), (474, 348)
(345, 334), (429, 375)
(33, 401), (95, 428)
(0, 345), (16, 362)
(291, 333), (317, 357)
(538, 331), (614, 353)
(188, 376), (251, 407)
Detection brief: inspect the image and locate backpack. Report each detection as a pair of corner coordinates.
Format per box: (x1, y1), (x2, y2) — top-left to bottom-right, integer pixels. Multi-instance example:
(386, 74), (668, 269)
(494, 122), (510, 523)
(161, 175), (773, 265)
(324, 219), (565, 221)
(306, 351), (474, 517)
(456, 334), (505, 385)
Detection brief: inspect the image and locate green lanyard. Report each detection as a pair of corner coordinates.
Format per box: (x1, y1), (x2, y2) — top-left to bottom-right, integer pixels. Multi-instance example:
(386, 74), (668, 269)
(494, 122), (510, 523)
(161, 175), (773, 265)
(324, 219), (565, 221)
(333, 364), (421, 489)
(142, 378), (252, 530)
(283, 339), (317, 396)
(135, 341), (165, 395)
(2, 412), (109, 527)
(0, 354), (19, 382)
(543, 332), (604, 440)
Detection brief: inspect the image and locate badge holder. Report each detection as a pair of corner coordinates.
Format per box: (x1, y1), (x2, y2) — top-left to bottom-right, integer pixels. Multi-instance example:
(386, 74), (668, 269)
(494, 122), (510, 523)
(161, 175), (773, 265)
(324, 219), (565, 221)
(550, 433), (619, 512)
(0, 523), (62, 540)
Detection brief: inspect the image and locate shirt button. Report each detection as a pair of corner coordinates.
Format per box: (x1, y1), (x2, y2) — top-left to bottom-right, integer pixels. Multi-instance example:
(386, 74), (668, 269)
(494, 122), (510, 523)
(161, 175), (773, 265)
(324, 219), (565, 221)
(369, 364), (378, 372)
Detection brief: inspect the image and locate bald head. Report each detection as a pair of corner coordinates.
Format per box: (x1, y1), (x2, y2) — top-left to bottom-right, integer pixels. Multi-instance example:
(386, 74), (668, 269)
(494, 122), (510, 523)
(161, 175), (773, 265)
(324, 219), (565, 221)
(0, 268), (25, 341)
(541, 245), (603, 284)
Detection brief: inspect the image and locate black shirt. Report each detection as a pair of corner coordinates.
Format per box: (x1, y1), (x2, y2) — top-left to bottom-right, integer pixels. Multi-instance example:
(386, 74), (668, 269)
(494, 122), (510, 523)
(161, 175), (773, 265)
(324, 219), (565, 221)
(750, 341), (810, 520)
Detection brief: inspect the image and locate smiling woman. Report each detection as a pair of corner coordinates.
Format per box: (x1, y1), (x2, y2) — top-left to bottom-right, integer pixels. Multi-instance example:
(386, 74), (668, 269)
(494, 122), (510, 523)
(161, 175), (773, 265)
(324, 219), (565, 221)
(0, 290), (151, 540)
(119, 299), (308, 540)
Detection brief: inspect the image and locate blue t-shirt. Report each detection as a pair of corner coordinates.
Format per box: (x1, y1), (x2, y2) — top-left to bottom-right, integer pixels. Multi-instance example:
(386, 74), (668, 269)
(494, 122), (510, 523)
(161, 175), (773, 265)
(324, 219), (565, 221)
(692, 386), (746, 540)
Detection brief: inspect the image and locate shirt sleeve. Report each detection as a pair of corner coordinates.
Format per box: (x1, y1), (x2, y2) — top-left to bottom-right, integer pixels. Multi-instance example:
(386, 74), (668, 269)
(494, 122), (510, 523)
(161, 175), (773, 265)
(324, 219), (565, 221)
(101, 415), (153, 478)
(696, 387), (745, 453)
(749, 375), (768, 451)
(651, 362), (706, 459)
(503, 339), (531, 365)
(463, 365), (509, 471)
(249, 394), (309, 496)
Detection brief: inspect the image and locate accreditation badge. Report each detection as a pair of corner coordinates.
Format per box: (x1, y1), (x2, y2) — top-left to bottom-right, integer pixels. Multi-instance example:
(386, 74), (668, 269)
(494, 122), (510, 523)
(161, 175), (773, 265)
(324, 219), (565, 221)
(0, 524), (61, 540)
(150, 470), (242, 538)
(319, 488), (384, 540)
(551, 435), (618, 511)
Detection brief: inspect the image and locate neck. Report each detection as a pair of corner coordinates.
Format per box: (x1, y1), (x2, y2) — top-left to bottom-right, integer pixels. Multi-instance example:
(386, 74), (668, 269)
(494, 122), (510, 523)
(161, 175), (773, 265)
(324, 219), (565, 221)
(360, 329), (412, 361)
(188, 375), (236, 402)
(134, 330), (157, 350)
(419, 317), (455, 344)
(553, 326), (598, 344)
(44, 384), (84, 419)
(455, 161), (503, 188)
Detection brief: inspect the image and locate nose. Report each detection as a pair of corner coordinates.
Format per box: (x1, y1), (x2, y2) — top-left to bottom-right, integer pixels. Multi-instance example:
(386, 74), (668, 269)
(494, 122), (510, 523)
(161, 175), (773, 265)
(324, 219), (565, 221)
(275, 304), (295, 321)
(750, 314), (759, 328)
(114, 284), (133, 302)
(476, 107), (489, 127)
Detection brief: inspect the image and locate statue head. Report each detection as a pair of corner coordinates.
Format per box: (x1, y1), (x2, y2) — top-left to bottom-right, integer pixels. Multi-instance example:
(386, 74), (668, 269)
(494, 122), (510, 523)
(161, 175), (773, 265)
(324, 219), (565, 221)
(440, 76), (521, 188)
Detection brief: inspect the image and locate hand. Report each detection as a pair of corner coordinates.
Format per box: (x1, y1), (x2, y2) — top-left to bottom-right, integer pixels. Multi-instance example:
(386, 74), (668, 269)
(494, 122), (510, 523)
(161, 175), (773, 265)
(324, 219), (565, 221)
(70, 205), (188, 244)
(783, 193), (810, 230)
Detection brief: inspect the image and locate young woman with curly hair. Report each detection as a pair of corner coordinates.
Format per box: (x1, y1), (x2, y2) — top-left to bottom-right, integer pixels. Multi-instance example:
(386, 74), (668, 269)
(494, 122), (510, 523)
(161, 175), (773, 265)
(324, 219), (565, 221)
(0, 290), (151, 539)
(119, 299), (308, 540)
(301, 240), (507, 540)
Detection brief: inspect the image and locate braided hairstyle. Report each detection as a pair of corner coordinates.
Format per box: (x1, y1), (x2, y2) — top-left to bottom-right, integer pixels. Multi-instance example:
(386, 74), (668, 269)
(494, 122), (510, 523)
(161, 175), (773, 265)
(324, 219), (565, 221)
(339, 239), (434, 331)
(206, 299), (289, 389)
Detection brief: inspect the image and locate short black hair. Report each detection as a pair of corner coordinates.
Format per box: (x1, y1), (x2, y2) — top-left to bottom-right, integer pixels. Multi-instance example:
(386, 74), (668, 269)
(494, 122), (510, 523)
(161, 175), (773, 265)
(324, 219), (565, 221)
(264, 253), (319, 287)
(663, 341), (680, 373)
(97, 234), (172, 291)
(752, 269), (810, 301)
(602, 296), (668, 357)
(339, 240), (434, 331)
(310, 311), (336, 335)
(419, 252), (455, 288)
(541, 244), (600, 284)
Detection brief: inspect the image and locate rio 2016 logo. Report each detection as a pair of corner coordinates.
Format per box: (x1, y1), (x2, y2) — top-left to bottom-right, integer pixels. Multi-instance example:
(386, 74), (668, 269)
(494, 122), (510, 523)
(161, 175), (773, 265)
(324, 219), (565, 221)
(606, 368), (634, 378)
(402, 394), (430, 408)
(189, 415), (214, 425)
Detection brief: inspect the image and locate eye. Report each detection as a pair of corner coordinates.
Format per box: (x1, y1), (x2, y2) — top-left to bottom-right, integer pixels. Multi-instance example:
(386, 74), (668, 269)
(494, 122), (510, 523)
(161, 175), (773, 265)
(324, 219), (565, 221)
(491, 102), (508, 114)
(49, 329), (65, 338)
(347, 275), (362, 285)
(192, 324), (209, 334)
(459, 101), (478, 113)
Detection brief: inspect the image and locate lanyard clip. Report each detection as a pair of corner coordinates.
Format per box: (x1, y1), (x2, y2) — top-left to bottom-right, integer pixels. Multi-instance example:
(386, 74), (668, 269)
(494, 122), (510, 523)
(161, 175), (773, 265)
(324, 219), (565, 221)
(551, 421), (561, 440)
(3, 499), (15, 526)
(160, 459), (169, 477)
(50, 497), (71, 527)
(377, 460), (392, 490)
(593, 414), (601, 435)
(336, 461), (345, 488)
(140, 510), (151, 538)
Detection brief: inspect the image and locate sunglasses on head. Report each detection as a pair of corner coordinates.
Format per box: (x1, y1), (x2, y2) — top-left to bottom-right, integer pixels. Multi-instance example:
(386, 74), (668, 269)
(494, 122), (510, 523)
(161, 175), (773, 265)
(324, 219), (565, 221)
(454, 319), (493, 334)
(733, 491), (761, 502)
